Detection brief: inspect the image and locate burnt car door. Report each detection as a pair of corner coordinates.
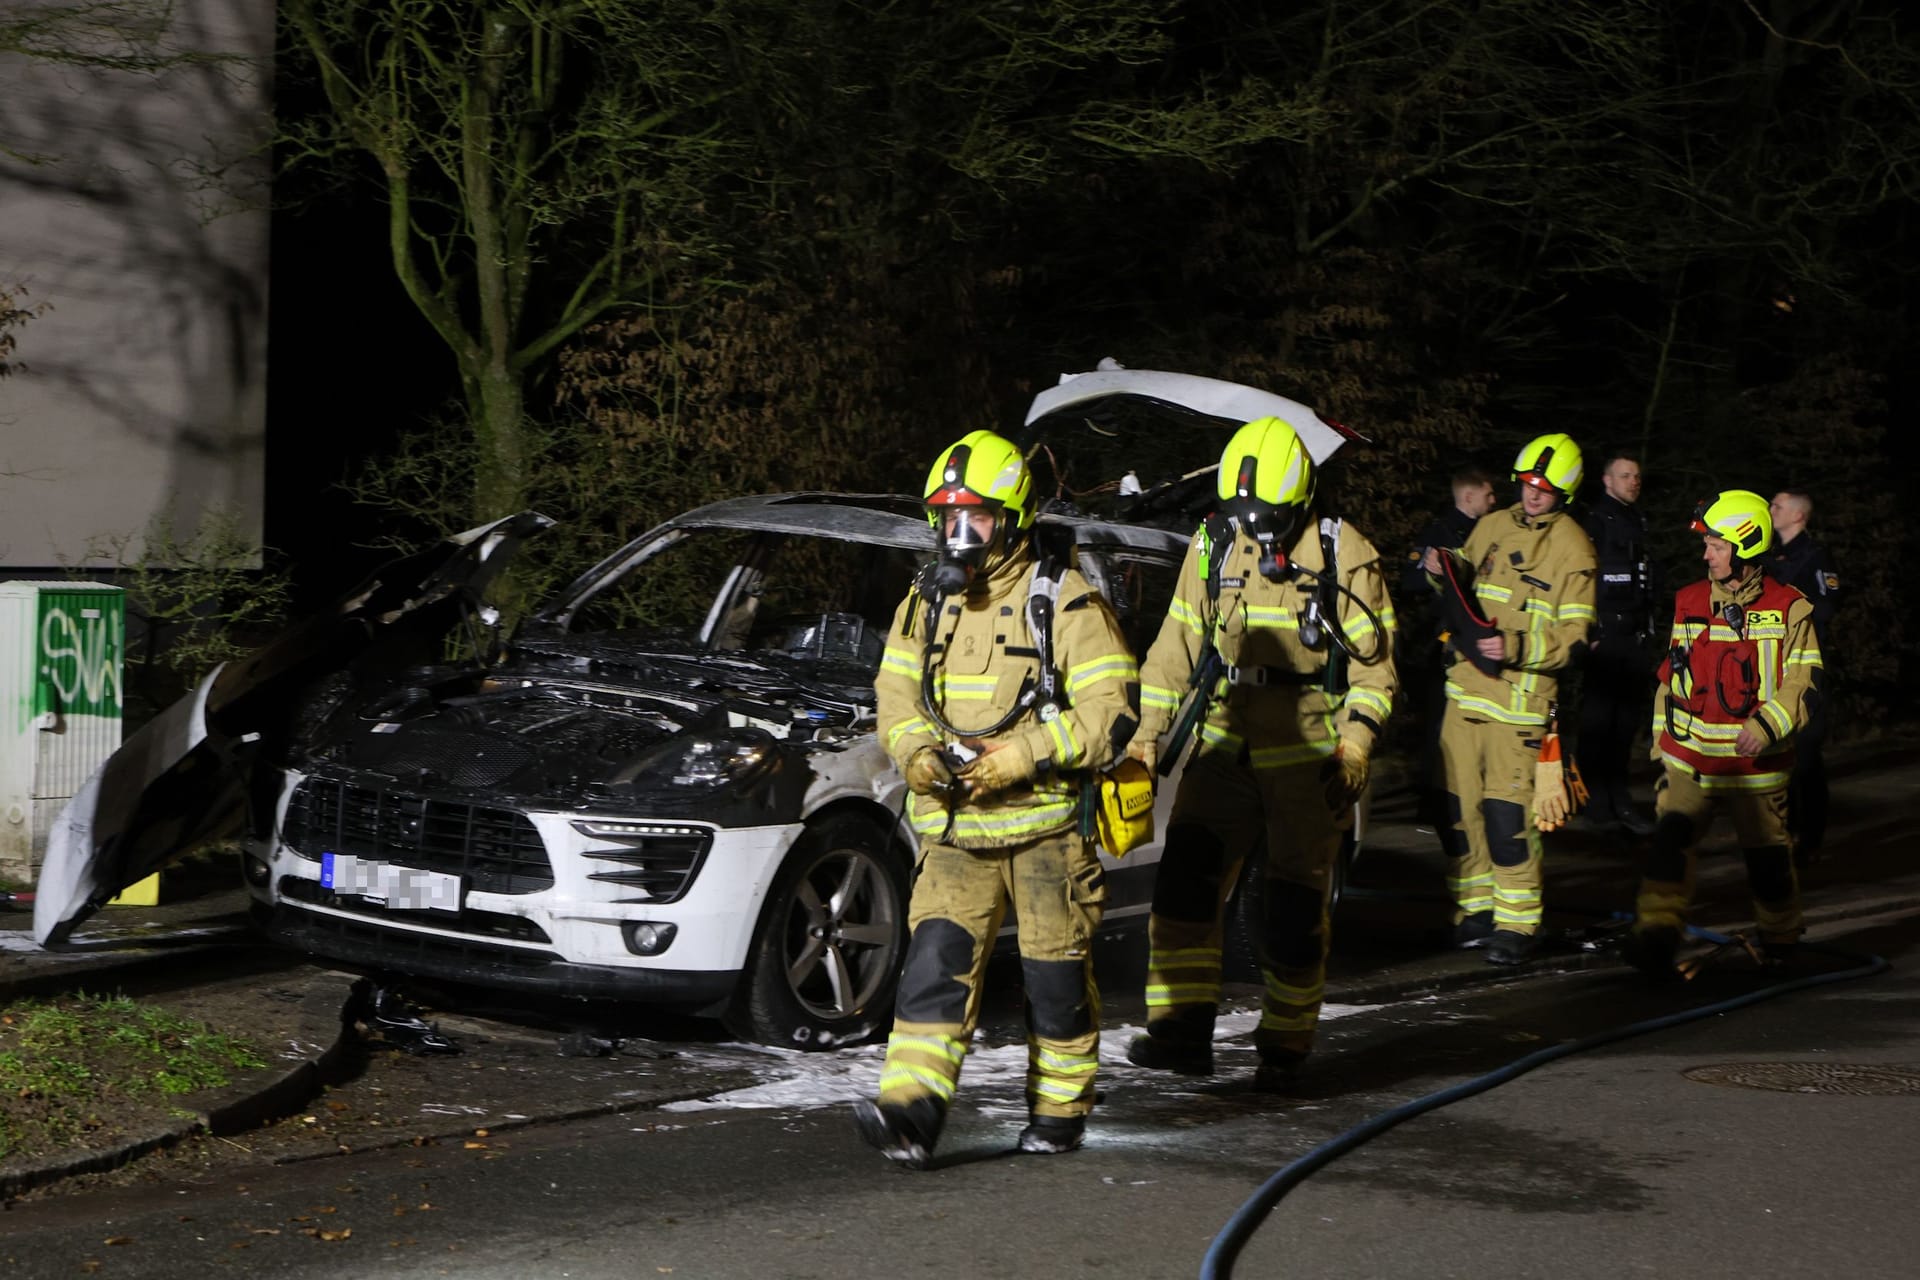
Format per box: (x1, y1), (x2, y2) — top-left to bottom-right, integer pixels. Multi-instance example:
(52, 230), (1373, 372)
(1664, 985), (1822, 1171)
(34, 512), (553, 946)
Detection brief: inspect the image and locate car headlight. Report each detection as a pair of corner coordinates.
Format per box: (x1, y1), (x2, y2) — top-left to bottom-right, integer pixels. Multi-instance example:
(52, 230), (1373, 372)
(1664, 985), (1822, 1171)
(671, 730), (775, 787)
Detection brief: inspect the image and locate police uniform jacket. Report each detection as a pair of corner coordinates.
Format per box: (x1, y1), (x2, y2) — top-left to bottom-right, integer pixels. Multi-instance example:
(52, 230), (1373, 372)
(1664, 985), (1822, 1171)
(876, 544), (1139, 850)
(1765, 531), (1839, 648)
(1580, 493), (1656, 642)
(1653, 570), (1821, 792)
(1443, 503), (1597, 727)
(1136, 518), (1398, 768)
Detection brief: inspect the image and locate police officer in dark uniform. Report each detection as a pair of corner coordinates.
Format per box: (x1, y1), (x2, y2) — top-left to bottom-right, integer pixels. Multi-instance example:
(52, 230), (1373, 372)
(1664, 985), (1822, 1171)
(1766, 489), (1840, 859)
(1577, 453), (1658, 835)
(1400, 465), (1497, 831)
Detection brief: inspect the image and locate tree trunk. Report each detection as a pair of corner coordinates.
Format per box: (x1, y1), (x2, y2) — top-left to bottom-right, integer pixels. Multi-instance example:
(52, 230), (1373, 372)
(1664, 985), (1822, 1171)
(468, 359), (527, 524)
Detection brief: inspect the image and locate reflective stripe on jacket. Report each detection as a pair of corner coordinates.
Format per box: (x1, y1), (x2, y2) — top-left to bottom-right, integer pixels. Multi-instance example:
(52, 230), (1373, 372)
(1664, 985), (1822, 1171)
(1442, 503), (1597, 726)
(1136, 518), (1398, 765)
(1653, 573), (1820, 791)
(876, 549), (1140, 849)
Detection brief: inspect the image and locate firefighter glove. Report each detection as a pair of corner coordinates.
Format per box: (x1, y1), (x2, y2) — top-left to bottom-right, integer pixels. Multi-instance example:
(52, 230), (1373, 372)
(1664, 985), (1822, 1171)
(1125, 735), (1158, 776)
(903, 745), (956, 797)
(1533, 733), (1571, 832)
(961, 737), (1037, 798)
(1320, 738), (1370, 811)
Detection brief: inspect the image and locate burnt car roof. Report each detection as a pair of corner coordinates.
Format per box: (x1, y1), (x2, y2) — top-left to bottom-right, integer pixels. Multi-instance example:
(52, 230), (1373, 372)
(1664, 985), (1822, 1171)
(533, 492), (1189, 628)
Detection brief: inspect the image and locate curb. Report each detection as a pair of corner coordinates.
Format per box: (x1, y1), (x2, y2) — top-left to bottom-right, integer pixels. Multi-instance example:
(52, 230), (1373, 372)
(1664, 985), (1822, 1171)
(4, 891), (1911, 1198)
(0, 969), (359, 1200)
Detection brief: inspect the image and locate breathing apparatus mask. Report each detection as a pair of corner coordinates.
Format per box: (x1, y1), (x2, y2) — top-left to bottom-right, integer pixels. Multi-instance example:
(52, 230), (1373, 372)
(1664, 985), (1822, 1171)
(1219, 498), (1305, 583)
(921, 431), (1036, 600)
(929, 505), (1010, 595)
(1215, 416), (1317, 584)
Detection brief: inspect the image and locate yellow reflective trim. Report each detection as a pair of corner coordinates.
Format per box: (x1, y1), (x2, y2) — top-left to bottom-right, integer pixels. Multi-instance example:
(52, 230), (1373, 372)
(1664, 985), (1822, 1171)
(1251, 742), (1335, 769)
(1760, 701), (1793, 738)
(1198, 722), (1245, 749)
(1170, 597), (1205, 634)
(908, 797), (1079, 839)
(886, 718), (934, 752)
(1346, 686), (1391, 718)
(1142, 685), (1181, 710)
(887, 1032), (967, 1066)
(1045, 712), (1082, 766)
(1036, 1050), (1099, 1074)
(1258, 1010), (1317, 1032)
(880, 650), (920, 677)
(1033, 1079), (1092, 1102)
(1443, 685), (1548, 726)
(1146, 983), (1220, 1007)
(1692, 770), (1791, 792)
(1264, 976), (1324, 1004)
(879, 1064), (958, 1099)
(1478, 584), (1513, 603)
(1150, 946), (1222, 966)
(1067, 655), (1138, 694)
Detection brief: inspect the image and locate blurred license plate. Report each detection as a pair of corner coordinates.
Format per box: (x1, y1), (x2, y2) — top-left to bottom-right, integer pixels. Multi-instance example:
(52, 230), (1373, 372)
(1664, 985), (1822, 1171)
(320, 853), (461, 912)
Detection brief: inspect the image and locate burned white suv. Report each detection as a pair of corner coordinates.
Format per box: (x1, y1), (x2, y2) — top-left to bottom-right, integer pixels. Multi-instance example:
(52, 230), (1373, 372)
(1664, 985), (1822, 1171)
(38, 366), (1362, 1048)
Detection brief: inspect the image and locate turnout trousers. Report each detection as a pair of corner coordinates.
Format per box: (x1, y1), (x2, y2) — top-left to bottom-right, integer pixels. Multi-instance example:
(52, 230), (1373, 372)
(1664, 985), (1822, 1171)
(1439, 704), (1545, 936)
(1635, 767), (1803, 943)
(1142, 749), (1346, 1062)
(875, 831), (1106, 1121)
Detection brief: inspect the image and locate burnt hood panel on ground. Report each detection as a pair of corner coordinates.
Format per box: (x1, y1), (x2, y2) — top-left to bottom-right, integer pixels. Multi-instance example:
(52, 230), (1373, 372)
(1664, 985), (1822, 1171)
(33, 512), (554, 947)
(1022, 361), (1357, 465)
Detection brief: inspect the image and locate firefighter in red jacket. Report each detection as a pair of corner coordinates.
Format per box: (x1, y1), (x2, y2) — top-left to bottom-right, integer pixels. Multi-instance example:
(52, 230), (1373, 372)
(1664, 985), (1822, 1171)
(1623, 490), (1824, 977)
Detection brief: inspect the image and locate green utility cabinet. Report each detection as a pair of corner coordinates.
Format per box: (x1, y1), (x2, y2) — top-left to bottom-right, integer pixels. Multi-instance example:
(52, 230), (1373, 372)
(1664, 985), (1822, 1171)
(0, 582), (125, 884)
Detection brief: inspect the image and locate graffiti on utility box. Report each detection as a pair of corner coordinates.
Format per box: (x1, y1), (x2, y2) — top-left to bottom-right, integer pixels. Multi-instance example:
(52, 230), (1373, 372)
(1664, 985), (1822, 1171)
(35, 592), (124, 723)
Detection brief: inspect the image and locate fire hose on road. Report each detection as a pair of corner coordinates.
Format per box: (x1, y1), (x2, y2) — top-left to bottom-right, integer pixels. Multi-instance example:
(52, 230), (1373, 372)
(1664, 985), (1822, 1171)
(1199, 933), (1892, 1280)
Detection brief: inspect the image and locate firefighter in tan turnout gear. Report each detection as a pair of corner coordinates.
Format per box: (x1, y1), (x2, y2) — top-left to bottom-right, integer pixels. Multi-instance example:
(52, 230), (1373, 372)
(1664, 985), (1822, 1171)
(1623, 490), (1822, 978)
(1432, 433), (1597, 965)
(1124, 416), (1397, 1089)
(853, 430), (1140, 1168)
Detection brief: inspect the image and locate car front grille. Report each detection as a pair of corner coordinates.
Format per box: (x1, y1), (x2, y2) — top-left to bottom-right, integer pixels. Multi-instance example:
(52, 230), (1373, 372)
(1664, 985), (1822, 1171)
(283, 776), (554, 894)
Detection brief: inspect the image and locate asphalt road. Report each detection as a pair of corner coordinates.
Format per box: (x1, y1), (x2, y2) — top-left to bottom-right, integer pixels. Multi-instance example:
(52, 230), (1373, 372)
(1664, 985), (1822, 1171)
(3, 744), (1917, 1279)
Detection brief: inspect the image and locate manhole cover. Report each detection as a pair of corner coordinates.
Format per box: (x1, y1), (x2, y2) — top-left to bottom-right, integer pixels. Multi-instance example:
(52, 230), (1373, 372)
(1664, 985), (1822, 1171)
(1682, 1063), (1920, 1096)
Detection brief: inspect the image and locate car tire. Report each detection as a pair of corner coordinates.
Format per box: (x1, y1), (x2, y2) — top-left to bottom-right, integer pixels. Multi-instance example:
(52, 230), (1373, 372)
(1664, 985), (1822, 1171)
(724, 811), (910, 1050)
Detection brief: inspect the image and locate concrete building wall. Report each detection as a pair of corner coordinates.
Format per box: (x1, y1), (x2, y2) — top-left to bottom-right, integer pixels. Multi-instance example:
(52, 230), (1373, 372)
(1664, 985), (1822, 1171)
(0, 0), (272, 571)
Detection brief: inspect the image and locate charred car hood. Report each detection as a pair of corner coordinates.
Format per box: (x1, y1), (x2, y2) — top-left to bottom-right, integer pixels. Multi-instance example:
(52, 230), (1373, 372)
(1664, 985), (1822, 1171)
(291, 632), (876, 814)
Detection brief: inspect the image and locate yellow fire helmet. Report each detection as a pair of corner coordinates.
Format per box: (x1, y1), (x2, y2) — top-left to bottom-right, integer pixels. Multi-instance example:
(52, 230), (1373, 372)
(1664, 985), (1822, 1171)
(1690, 489), (1773, 560)
(923, 430), (1035, 568)
(1512, 432), (1584, 500)
(1216, 415), (1316, 543)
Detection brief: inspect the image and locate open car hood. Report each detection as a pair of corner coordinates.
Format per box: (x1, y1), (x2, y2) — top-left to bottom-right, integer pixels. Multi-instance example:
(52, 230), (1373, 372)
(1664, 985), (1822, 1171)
(1023, 360), (1360, 464)
(33, 511), (553, 946)
(1015, 360), (1361, 529)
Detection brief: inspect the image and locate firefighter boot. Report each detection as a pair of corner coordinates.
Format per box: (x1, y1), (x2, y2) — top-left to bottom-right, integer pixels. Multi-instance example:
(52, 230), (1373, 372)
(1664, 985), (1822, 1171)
(1250, 1049), (1311, 1094)
(1452, 911), (1496, 949)
(852, 1097), (946, 1171)
(1127, 1005), (1216, 1074)
(1126, 1029), (1214, 1075)
(1622, 926), (1681, 982)
(1017, 1114), (1086, 1155)
(1484, 930), (1539, 966)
